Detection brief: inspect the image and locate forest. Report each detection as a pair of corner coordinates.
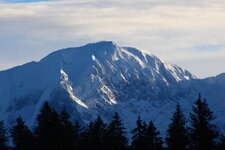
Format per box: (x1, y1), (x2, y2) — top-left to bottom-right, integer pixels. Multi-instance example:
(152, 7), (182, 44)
(0, 94), (225, 150)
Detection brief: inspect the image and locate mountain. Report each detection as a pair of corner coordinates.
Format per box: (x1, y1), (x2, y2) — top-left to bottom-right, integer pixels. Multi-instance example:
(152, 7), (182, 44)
(171, 73), (225, 132)
(0, 41), (224, 136)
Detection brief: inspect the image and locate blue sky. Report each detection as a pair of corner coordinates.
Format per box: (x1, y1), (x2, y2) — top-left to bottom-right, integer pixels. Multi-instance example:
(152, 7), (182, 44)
(0, 0), (225, 78)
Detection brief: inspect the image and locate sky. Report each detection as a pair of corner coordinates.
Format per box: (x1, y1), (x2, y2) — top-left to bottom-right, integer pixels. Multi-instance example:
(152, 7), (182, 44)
(0, 0), (225, 78)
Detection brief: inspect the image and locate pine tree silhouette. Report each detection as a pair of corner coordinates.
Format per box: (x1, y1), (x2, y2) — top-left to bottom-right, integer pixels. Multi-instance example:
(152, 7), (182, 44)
(145, 121), (163, 150)
(106, 112), (128, 150)
(131, 116), (147, 150)
(190, 94), (218, 150)
(34, 101), (61, 150)
(58, 108), (75, 150)
(73, 120), (81, 150)
(81, 116), (107, 150)
(0, 121), (9, 150)
(216, 135), (225, 150)
(11, 117), (35, 150)
(166, 104), (188, 150)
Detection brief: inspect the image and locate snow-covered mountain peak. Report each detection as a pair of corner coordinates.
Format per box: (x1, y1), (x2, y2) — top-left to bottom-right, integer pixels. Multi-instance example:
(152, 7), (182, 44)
(0, 41), (198, 130)
(86, 40), (119, 48)
(37, 41), (195, 83)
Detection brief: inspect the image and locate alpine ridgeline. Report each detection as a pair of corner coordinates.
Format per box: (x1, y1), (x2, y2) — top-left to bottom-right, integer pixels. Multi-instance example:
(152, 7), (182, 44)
(0, 41), (225, 135)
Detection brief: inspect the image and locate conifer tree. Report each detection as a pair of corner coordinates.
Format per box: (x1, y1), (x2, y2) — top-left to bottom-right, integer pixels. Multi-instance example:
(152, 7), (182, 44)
(145, 121), (163, 150)
(73, 120), (81, 149)
(82, 116), (107, 150)
(216, 135), (225, 150)
(131, 116), (147, 150)
(0, 121), (9, 150)
(11, 117), (35, 150)
(79, 121), (93, 150)
(34, 101), (61, 150)
(166, 104), (188, 150)
(106, 112), (128, 150)
(190, 94), (218, 150)
(58, 108), (75, 150)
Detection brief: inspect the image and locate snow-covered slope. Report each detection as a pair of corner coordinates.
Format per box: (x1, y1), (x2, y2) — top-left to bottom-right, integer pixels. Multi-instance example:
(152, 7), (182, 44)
(0, 41), (224, 136)
(170, 73), (225, 133)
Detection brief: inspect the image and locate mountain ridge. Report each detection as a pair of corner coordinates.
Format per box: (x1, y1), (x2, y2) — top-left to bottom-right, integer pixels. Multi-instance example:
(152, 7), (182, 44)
(0, 41), (224, 137)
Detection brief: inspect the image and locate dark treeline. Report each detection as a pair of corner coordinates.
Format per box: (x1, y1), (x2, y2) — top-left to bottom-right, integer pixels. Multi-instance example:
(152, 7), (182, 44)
(0, 94), (225, 150)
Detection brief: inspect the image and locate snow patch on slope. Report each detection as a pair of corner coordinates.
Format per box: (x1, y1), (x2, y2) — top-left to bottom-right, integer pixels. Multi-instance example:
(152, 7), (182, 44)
(121, 48), (146, 68)
(92, 55), (106, 74)
(60, 69), (88, 109)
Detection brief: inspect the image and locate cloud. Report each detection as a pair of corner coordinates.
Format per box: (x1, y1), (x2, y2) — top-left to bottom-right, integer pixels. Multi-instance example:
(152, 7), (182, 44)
(2, 0), (55, 3)
(0, 0), (225, 78)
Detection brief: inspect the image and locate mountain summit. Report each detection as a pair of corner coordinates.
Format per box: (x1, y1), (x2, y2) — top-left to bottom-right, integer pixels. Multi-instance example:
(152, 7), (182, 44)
(0, 41), (224, 135)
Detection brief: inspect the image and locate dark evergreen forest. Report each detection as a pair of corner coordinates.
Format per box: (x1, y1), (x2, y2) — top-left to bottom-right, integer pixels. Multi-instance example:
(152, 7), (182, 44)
(0, 95), (225, 150)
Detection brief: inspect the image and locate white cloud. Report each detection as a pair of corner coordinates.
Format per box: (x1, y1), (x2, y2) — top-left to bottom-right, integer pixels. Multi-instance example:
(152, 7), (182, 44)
(0, 0), (225, 77)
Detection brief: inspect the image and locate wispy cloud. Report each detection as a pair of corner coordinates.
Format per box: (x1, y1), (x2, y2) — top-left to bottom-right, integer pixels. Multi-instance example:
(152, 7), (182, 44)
(0, 0), (225, 77)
